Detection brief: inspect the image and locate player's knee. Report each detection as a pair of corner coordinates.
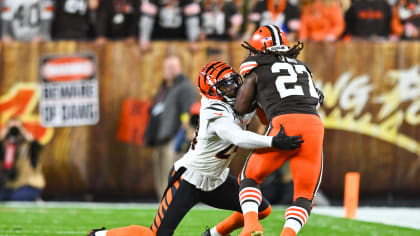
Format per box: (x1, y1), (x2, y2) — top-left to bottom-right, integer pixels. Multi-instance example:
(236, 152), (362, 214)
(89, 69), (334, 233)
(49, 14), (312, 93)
(258, 205), (271, 220)
(239, 178), (259, 190)
(293, 197), (313, 215)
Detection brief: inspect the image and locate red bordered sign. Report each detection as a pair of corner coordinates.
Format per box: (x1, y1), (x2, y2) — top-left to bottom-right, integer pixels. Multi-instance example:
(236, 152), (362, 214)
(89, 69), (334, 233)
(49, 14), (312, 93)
(39, 53), (100, 127)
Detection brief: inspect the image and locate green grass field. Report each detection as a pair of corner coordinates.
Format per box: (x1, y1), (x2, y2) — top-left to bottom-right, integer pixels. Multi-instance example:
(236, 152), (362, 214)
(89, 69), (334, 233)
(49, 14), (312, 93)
(0, 204), (419, 236)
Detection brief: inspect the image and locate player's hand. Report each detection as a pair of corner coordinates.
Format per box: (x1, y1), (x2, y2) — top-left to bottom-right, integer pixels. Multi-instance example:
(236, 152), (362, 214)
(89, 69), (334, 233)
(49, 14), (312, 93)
(316, 88), (324, 106)
(271, 125), (303, 150)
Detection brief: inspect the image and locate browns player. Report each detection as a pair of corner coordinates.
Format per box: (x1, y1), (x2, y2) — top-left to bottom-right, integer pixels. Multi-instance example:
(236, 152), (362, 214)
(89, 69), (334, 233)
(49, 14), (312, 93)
(87, 61), (302, 236)
(235, 25), (324, 236)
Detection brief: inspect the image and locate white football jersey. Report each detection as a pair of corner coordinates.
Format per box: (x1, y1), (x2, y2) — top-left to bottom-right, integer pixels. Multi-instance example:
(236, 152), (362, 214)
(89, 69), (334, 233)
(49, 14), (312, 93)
(174, 97), (255, 191)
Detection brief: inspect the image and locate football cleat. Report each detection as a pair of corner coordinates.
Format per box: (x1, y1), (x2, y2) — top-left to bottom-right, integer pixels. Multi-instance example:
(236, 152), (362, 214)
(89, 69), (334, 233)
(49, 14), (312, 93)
(201, 226), (231, 236)
(201, 226), (211, 236)
(86, 227), (105, 236)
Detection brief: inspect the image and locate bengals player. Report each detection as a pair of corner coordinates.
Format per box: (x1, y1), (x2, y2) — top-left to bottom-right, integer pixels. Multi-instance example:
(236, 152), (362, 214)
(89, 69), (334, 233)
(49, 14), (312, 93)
(235, 25), (324, 236)
(87, 61), (302, 236)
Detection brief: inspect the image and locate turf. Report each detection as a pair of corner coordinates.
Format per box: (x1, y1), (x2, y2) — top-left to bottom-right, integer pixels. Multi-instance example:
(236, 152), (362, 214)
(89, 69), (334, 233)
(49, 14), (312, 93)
(0, 204), (419, 236)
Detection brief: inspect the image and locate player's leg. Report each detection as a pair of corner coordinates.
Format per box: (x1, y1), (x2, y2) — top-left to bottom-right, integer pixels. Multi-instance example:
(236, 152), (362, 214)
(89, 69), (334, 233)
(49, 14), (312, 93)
(151, 168), (200, 236)
(200, 175), (272, 236)
(88, 167), (199, 236)
(239, 121), (296, 236)
(280, 115), (324, 236)
(88, 225), (152, 236)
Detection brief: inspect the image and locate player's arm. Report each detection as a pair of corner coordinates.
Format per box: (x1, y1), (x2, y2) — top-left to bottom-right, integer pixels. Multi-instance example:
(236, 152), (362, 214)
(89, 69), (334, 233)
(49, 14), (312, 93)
(39, 0), (54, 41)
(184, 1), (201, 42)
(209, 117), (303, 150)
(234, 72), (258, 115)
(1, 0), (13, 40)
(210, 116), (271, 149)
(139, 0), (157, 47)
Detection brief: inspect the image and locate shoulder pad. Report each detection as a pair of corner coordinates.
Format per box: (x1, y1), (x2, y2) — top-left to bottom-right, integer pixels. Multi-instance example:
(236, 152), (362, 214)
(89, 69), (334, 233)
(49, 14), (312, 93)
(240, 54), (276, 77)
(240, 56), (259, 77)
(202, 101), (234, 121)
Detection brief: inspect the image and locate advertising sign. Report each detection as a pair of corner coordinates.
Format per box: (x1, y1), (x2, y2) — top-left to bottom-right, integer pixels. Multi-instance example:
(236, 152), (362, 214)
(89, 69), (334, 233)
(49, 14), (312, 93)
(39, 53), (99, 127)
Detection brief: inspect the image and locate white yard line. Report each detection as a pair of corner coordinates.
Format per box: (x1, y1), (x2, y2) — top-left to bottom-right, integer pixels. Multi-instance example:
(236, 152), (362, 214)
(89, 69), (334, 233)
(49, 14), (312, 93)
(312, 206), (420, 230)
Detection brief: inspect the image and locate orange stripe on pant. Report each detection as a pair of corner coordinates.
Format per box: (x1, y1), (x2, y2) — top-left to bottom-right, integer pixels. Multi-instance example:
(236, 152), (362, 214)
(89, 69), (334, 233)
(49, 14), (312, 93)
(243, 113), (324, 201)
(152, 182), (180, 235)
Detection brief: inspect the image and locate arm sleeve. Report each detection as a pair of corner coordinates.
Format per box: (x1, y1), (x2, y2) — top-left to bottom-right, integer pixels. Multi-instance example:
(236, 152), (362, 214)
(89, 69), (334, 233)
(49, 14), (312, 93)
(391, 6), (403, 36)
(1, 20), (11, 38)
(184, 2), (200, 41)
(1, 0), (13, 37)
(329, 3), (345, 39)
(139, 1), (157, 42)
(209, 117), (272, 149)
(298, 6), (309, 41)
(39, 0), (54, 40)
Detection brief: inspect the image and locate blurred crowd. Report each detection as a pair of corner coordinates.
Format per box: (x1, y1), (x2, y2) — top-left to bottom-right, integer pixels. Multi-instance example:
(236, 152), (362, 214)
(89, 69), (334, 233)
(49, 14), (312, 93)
(0, 0), (418, 51)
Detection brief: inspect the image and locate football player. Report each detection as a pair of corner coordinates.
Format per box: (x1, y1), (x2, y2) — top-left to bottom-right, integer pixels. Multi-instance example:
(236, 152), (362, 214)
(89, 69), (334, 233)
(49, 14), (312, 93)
(87, 61), (303, 236)
(234, 25), (325, 236)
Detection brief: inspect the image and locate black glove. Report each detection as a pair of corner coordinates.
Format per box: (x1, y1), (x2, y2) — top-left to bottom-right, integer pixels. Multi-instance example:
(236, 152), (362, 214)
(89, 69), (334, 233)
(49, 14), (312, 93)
(316, 88), (324, 106)
(271, 125), (304, 150)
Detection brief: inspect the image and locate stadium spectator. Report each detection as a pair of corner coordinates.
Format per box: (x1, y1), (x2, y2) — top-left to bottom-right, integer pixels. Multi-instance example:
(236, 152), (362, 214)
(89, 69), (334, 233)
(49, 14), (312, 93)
(344, 0), (393, 41)
(1, 0), (54, 43)
(299, 0), (345, 42)
(233, 25), (324, 235)
(173, 101), (201, 154)
(139, 0), (201, 52)
(391, 0), (420, 40)
(87, 61), (302, 236)
(199, 0), (243, 40)
(95, 0), (139, 45)
(0, 118), (45, 201)
(143, 54), (198, 198)
(244, 0), (301, 42)
(52, 0), (99, 40)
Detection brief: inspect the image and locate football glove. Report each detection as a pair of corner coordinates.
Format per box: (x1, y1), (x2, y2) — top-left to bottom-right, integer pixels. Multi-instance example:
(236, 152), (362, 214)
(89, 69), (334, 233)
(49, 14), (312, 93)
(272, 125), (304, 150)
(316, 88), (324, 106)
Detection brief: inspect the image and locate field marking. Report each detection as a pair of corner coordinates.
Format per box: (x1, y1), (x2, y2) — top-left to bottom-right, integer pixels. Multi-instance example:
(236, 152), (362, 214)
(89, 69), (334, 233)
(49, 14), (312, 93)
(312, 206), (420, 230)
(1, 202), (419, 230)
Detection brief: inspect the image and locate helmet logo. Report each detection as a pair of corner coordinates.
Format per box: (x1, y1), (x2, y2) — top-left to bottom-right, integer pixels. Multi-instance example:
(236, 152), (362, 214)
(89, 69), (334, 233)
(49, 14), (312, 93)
(263, 37), (272, 43)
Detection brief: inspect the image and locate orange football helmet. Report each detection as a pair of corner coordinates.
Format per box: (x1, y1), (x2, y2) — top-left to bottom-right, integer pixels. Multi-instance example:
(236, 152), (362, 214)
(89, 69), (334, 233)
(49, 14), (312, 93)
(249, 24), (288, 52)
(197, 61), (243, 106)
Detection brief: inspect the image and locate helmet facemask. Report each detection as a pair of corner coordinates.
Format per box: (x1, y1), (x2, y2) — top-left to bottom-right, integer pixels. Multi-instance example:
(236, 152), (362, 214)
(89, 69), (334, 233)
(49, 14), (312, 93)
(213, 73), (243, 106)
